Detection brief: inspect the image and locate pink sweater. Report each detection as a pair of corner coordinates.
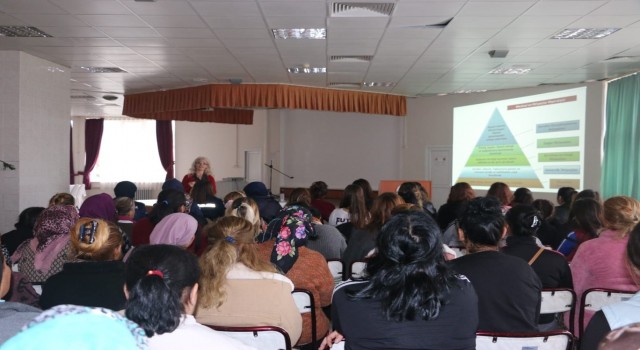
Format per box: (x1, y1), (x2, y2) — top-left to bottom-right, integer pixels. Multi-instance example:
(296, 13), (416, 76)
(570, 229), (638, 334)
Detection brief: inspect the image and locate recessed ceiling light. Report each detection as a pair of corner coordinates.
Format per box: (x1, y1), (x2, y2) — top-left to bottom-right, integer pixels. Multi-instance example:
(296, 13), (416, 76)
(330, 55), (373, 62)
(79, 66), (127, 73)
(552, 28), (620, 39)
(488, 66), (531, 75)
(452, 89), (488, 94)
(272, 28), (326, 39)
(287, 66), (326, 74)
(0, 26), (52, 37)
(363, 82), (396, 87)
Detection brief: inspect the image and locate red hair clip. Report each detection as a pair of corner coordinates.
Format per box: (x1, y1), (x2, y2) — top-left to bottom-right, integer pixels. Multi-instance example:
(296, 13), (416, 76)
(146, 270), (164, 279)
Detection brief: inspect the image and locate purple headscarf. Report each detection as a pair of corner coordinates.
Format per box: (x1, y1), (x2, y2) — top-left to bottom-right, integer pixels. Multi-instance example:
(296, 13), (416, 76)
(79, 193), (117, 222)
(149, 213), (197, 247)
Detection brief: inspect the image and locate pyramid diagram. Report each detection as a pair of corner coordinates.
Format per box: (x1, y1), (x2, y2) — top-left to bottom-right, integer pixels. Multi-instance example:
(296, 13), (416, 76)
(456, 108), (543, 188)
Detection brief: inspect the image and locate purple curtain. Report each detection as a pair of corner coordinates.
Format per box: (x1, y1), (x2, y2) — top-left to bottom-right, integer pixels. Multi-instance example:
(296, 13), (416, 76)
(69, 124), (74, 185)
(156, 120), (174, 180)
(83, 118), (104, 189)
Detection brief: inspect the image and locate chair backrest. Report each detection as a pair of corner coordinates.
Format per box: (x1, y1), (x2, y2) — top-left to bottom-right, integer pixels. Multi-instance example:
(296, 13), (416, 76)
(476, 330), (574, 350)
(327, 259), (344, 283)
(205, 325), (292, 350)
(540, 288), (576, 334)
(350, 260), (367, 280)
(292, 288), (317, 348)
(579, 288), (636, 337)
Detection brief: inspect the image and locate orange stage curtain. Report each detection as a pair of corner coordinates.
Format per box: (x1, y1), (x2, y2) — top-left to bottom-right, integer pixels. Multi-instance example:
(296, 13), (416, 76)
(123, 84), (406, 124)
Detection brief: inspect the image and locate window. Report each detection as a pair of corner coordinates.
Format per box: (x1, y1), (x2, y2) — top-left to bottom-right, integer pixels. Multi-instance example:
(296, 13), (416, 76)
(92, 118), (172, 183)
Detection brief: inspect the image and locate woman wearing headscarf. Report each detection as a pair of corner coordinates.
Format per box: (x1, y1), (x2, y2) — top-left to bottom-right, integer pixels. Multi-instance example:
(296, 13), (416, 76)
(1, 304), (148, 350)
(79, 193), (117, 223)
(12, 205), (79, 283)
(255, 203), (333, 347)
(150, 213), (198, 252)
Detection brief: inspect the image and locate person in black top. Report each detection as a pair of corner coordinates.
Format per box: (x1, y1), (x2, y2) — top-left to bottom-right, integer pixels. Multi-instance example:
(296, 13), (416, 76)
(321, 210), (478, 350)
(450, 197), (542, 333)
(1, 207), (44, 256)
(503, 204), (573, 327)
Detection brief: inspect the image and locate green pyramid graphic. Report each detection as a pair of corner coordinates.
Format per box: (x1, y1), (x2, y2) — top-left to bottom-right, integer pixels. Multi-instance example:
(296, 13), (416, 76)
(457, 109), (543, 188)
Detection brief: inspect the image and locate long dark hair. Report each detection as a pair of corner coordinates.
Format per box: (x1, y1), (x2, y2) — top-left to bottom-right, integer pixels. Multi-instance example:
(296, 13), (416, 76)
(571, 198), (603, 239)
(125, 244), (199, 337)
(353, 178), (374, 210)
(149, 189), (186, 225)
(340, 184), (368, 229)
(351, 211), (455, 321)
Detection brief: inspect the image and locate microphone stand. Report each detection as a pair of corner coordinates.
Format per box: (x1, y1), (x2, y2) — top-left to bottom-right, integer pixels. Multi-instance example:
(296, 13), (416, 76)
(264, 160), (294, 196)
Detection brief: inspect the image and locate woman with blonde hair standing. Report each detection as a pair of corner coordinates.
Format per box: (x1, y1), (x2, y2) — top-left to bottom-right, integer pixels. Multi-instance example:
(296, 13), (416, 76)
(182, 156), (217, 195)
(570, 196), (640, 333)
(196, 216), (302, 345)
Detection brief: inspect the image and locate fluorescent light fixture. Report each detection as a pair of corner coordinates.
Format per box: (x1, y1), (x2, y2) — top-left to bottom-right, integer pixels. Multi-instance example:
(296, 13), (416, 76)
(80, 66), (127, 73)
(488, 66), (532, 75)
(0, 26), (52, 37)
(363, 82), (396, 87)
(272, 28), (326, 39)
(552, 28), (620, 39)
(453, 89), (488, 94)
(287, 66), (326, 74)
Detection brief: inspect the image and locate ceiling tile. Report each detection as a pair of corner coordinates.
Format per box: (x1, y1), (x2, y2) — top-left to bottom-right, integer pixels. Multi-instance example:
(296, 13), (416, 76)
(98, 27), (161, 38)
(51, 0), (131, 15)
(122, 1), (199, 16)
(202, 16), (266, 29)
(141, 15), (207, 28)
(524, 1), (607, 16)
(189, 2), (262, 17)
(393, 2), (465, 17)
(76, 15), (149, 27)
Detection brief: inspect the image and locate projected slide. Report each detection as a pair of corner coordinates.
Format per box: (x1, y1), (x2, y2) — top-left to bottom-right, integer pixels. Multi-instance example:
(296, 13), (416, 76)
(452, 87), (586, 193)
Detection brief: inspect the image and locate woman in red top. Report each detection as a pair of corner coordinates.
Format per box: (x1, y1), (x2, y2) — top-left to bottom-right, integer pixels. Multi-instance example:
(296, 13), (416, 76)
(182, 156), (216, 195)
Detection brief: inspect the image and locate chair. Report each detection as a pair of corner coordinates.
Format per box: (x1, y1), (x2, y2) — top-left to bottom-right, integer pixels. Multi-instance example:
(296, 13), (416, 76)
(205, 325), (292, 350)
(349, 260), (367, 280)
(476, 330), (574, 350)
(327, 259), (344, 283)
(540, 288), (576, 334)
(292, 288), (317, 349)
(579, 288), (636, 338)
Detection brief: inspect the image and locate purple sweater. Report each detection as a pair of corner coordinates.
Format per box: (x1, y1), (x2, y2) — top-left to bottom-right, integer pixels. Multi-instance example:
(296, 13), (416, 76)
(570, 229), (638, 333)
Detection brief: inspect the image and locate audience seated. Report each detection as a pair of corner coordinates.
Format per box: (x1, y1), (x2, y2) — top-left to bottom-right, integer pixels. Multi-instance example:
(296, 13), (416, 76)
(223, 191), (246, 212)
(557, 198), (603, 261)
(2, 207), (44, 256)
(113, 180), (147, 221)
(2, 304), (148, 349)
(79, 193), (118, 223)
(132, 189), (187, 246)
(115, 197), (135, 241)
(532, 199), (564, 248)
(162, 178), (207, 226)
(510, 187), (534, 206)
(486, 182), (513, 214)
(12, 205), (79, 283)
(450, 197), (542, 332)
(571, 196), (639, 333)
(502, 205), (573, 329)
(190, 180), (225, 221)
(581, 223), (640, 350)
(594, 322), (640, 350)
(352, 178), (374, 211)
(309, 181), (335, 222)
(40, 218), (126, 310)
(342, 192), (404, 274)
(322, 210), (478, 350)
(329, 184), (368, 242)
(256, 204), (333, 346)
(125, 244), (251, 350)
(0, 249), (40, 343)
(437, 182), (475, 231)
(227, 197), (264, 235)
(549, 187), (576, 227)
(307, 207), (346, 260)
(150, 213), (198, 249)
(398, 181), (437, 219)
(243, 181), (282, 224)
(47, 192), (75, 207)
(195, 216), (302, 345)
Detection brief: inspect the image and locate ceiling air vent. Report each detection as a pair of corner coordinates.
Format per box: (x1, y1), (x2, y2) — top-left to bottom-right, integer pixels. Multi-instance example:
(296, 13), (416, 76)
(80, 66), (127, 73)
(332, 2), (395, 17)
(0, 26), (52, 38)
(330, 55), (373, 63)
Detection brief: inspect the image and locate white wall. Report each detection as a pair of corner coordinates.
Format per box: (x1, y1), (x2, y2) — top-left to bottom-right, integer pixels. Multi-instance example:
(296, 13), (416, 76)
(403, 82), (605, 206)
(0, 52), (70, 232)
(174, 109), (268, 196)
(275, 109), (403, 191)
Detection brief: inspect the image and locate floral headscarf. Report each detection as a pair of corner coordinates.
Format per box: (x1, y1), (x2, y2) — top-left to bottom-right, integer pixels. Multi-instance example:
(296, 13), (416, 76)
(34, 205), (79, 252)
(257, 205), (316, 273)
(1, 304), (148, 349)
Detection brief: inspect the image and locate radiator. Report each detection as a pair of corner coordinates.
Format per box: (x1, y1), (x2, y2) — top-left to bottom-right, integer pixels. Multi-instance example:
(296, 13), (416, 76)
(96, 182), (163, 200)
